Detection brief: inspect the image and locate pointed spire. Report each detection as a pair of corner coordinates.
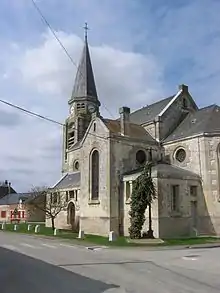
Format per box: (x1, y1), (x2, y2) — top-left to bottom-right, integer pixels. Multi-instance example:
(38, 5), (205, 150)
(70, 23), (98, 102)
(84, 22), (89, 42)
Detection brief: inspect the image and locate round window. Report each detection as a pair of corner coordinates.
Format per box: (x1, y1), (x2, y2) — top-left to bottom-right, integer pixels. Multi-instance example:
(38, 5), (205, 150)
(74, 161), (79, 170)
(136, 150), (146, 164)
(175, 148), (186, 162)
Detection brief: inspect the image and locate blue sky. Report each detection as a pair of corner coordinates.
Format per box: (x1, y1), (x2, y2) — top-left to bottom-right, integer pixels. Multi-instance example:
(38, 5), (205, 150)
(0, 0), (219, 191)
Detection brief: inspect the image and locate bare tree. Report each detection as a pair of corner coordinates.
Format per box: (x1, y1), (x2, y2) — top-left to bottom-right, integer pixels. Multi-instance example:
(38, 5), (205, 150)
(29, 186), (67, 231)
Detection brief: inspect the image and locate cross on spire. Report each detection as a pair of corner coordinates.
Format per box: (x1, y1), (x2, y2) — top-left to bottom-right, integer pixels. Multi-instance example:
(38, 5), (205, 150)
(83, 22), (89, 41)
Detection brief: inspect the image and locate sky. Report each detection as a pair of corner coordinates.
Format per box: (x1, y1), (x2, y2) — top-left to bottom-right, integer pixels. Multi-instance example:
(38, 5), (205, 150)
(0, 0), (219, 192)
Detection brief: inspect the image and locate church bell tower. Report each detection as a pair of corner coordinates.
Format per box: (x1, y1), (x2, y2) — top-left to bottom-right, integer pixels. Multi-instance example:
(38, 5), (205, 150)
(63, 23), (101, 165)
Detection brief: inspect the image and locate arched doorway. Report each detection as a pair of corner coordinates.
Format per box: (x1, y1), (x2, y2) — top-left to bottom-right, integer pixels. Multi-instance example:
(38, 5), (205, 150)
(67, 202), (76, 231)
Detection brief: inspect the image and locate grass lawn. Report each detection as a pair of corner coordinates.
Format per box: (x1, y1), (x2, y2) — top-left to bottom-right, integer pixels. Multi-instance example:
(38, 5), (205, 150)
(1, 222), (220, 247)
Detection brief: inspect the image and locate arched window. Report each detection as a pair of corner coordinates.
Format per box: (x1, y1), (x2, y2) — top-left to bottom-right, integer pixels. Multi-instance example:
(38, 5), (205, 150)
(136, 150), (146, 165)
(91, 150), (99, 199)
(73, 160), (79, 171)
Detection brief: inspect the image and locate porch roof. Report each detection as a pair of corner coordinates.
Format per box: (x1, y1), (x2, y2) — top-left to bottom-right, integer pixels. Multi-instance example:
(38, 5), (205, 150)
(52, 172), (80, 190)
(123, 163), (200, 181)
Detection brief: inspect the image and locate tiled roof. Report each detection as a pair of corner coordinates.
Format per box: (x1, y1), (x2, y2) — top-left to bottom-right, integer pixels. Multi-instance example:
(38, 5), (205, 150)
(69, 39), (99, 102)
(0, 185), (16, 199)
(123, 163), (200, 180)
(164, 104), (220, 142)
(129, 96), (174, 125)
(53, 172), (80, 189)
(0, 193), (32, 205)
(104, 119), (156, 142)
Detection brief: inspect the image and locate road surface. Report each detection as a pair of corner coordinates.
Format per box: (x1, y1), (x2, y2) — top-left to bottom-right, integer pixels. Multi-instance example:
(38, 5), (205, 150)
(0, 231), (220, 293)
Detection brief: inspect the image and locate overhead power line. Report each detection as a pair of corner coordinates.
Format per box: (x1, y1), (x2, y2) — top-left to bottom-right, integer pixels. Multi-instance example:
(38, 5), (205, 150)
(0, 98), (64, 126)
(0, 1), (114, 127)
(30, 0), (115, 119)
(0, 97), (210, 154)
(30, 0), (78, 69)
(0, 1), (211, 157)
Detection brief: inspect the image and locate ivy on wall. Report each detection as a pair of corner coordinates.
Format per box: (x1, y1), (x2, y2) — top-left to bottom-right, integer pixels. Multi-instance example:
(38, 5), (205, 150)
(128, 162), (156, 239)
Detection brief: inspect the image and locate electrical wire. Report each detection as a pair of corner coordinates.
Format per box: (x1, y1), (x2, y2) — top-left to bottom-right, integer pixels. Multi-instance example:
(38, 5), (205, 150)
(0, 1), (210, 155)
(0, 96), (211, 154)
(30, 0), (78, 69)
(0, 2), (115, 127)
(30, 0), (115, 119)
(0, 98), (64, 126)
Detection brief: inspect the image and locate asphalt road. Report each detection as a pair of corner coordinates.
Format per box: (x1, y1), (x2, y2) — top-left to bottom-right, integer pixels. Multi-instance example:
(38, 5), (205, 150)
(1, 232), (220, 293)
(0, 246), (116, 293)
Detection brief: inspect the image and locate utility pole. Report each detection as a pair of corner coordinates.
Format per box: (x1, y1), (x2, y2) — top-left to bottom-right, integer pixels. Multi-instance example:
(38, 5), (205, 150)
(6, 180), (11, 223)
(147, 148), (154, 238)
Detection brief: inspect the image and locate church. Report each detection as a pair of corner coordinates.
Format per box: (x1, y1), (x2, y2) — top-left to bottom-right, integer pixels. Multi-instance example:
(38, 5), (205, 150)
(46, 34), (220, 239)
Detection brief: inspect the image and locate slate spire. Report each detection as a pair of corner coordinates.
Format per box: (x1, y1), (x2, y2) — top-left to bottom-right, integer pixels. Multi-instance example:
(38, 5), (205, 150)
(70, 23), (98, 102)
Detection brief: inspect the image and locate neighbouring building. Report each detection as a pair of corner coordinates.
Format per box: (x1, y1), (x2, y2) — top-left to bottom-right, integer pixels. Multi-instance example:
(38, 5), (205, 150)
(0, 193), (45, 223)
(47, 33), (220, 238)
(0, 180), (16, 199)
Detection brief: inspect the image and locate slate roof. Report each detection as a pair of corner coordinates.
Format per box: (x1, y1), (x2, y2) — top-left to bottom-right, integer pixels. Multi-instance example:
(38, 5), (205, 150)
(0, 185), (16, 199)
(104, 119), (156, 142)
(53, 172), (80, 189)
(69, 38), (99, 102)
(123, 163), (200, 180)
(129, 96), (174, 125)
(0, 193), (32, 205)
(164, 104), (220, 142)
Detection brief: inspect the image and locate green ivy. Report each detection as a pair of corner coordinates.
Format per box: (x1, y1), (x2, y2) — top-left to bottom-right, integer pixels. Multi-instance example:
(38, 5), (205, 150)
(128, 162), (156, 239)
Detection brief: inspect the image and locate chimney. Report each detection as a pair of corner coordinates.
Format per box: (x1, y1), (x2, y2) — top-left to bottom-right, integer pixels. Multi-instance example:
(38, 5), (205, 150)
(179, 84), (188, 93)
(119, 106), (130, 136)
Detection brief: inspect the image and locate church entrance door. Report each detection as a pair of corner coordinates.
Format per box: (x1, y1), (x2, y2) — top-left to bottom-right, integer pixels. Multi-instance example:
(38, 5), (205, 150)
(68, 202), (76, 231)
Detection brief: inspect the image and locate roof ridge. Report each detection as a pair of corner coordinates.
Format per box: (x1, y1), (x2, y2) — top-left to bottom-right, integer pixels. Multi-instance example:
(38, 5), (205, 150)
(130, 95), (174, 115)
(202, 104), (220, 131)
(198, 104), (218, 111)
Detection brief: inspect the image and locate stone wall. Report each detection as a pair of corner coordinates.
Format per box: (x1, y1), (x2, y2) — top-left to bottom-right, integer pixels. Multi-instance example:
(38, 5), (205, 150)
(68, 118), (111, 236)
(142, 122), (156, 140)
(201, 136), (220, 234)
(122, 171), (159, 237)
(158, 93), (195, 141)
(46, 190), (80, 230)
(163, 135), (220, 236)
(163, 136), (203, 175)
(122, 166), (203, 239)
(110, 135), (161, 236)
(157, 178), (202, 238)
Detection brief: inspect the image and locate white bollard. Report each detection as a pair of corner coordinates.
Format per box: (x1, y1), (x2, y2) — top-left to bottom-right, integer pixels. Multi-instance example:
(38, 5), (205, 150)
(27, 224), (32, 231)
(54, 228), (59, 236)
(34, 225), (40, 233)
(78, 229), (84, 239)
(109, 231), (117, 242)
(1, 222), (6, 230)
(14, 224), (18, 231)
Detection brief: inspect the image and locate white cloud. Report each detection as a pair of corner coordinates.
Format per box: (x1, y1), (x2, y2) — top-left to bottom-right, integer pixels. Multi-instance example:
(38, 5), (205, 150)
(18, 30), (165, 115)
(0, 29), (165, 191)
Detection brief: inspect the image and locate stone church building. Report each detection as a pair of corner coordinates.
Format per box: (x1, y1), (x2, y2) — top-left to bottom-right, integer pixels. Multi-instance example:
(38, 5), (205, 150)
(46, 35), (220, 238)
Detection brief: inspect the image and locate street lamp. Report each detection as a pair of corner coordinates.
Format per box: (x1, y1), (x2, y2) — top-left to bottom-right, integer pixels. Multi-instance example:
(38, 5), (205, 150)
(147, 149), (154, 239)
(6, 180), (11, 223)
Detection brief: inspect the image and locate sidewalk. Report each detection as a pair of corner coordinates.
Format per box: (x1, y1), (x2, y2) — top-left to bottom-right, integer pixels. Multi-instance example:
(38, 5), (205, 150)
(2, 230), (220, 251)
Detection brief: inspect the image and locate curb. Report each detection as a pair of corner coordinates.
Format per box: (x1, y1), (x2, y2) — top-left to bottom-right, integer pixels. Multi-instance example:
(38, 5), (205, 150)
(1, 231), (220, 251)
